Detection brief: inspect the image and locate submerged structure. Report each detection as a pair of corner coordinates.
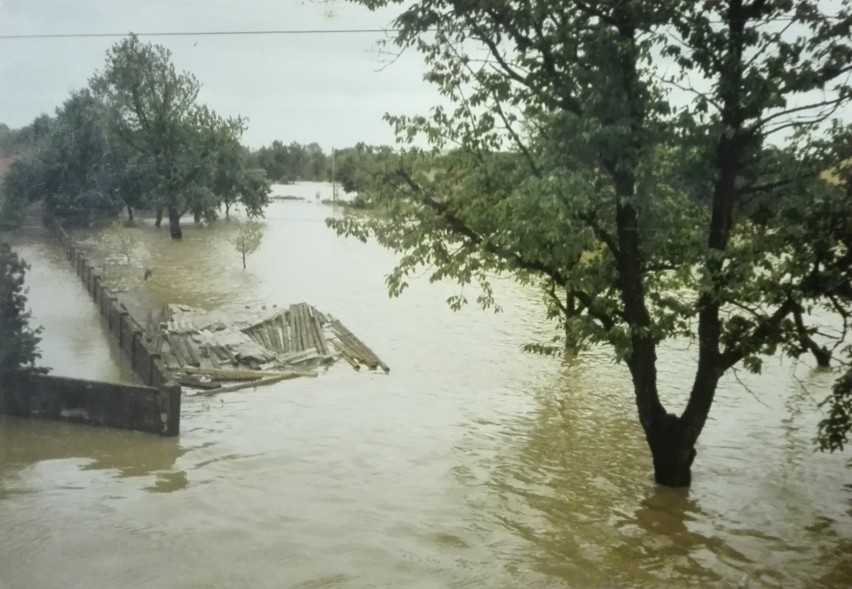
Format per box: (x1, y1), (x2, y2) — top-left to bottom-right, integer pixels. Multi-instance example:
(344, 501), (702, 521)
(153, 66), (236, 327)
(147, 302), (389, 395)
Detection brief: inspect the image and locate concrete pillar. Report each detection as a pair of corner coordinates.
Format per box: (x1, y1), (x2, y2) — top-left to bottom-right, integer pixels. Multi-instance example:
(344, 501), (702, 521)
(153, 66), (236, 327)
(159, 382), (181, 436)
(149, 353), (162, 387)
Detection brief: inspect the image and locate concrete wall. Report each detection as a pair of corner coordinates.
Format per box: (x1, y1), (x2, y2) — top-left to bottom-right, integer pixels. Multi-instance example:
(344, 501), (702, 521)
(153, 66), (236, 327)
(45, 217), (174, 391)
(13, 216), (183, 435)
(1, 373), (180, 436)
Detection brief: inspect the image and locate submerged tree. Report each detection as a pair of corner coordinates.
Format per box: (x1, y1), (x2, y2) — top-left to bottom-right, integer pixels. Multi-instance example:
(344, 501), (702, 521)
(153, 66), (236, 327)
(213, 138), (271, 221)
(0, 243), (46, 380)
(230, 221), (264, 269)
(1, 41), (272, 234)
(91, 34), (269, 239)
(102, 222), (140, 264)
(39, 90), (125, 225)
(333, 0), (852, 486)
(0, 92), (125, 228)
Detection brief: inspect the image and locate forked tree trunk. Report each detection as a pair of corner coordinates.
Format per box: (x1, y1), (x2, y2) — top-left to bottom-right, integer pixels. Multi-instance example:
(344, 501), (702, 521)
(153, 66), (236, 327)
(644, 413), (696, 487)
(155, 209), (163, 227)
(168, 207), (183, 239)
(630, 351), (702, 488)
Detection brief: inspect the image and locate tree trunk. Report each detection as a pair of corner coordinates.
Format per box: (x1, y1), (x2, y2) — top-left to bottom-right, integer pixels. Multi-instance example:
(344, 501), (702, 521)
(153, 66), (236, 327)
(644, 413), (696, 487)
(242, 250), (246, 269)
(225, 201), (231, 220)
(155, 209), (163, 227)
(194, 210), (202, 224)
(168, 207), (183, 239)
(564, 292), (579, 349)
(127, 206), (134, 225)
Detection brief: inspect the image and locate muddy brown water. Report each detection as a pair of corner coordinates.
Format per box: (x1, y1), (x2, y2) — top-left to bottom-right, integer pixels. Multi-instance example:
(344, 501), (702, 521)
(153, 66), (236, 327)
(1, 183), (850, 589)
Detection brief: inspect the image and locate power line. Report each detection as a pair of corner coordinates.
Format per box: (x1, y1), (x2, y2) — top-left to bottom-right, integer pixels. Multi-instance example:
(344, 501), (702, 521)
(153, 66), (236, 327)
(1, 13), (844, 41)
(0, 29), (396, 40)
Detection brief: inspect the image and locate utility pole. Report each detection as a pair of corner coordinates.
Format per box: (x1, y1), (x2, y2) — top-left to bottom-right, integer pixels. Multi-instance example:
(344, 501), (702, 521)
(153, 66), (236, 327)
(331, 146), (337, 205)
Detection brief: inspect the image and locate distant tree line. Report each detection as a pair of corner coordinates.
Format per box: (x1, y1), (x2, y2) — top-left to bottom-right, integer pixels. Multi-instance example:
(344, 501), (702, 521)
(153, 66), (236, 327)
(0, 34), (271, 239)
(248, 141), (330, 183)
(247, 141), (397, 196)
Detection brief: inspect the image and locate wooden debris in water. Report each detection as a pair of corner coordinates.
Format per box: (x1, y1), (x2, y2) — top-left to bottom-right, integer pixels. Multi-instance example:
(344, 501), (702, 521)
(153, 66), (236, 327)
(326, 316), (390, 373)
(164, 333), (186, 368)
(183, 366), (318, 379)
(189, 371), (311, 397)
(178, 376), (222, 390)
(278, 313), (290, 353)
(153, 301), (388, 395)
(180, 334), (201, 367)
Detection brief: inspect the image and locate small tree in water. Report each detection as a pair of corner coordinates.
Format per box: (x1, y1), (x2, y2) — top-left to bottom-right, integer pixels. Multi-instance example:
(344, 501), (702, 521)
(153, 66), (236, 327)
(230, 221), (264, 270)
(97, 222), (144, 287)
(102, 222), (139, 264)
(0, 243), (47, 380)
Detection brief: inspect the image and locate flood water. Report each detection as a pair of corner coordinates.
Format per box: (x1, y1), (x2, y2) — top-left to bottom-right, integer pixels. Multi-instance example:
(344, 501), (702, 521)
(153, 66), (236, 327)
(1, 183), (850, 589)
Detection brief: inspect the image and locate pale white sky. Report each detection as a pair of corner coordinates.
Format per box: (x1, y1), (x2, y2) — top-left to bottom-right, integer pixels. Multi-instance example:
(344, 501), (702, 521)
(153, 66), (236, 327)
(0, 0), (438, 149)
(1, 1), (847, 151)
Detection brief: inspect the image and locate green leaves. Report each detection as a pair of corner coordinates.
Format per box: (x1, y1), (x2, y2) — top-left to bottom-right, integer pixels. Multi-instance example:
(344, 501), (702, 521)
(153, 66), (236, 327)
(344, 2), (852, 444)
(230, 221), (264, 270)
(2, 34), (270, 234)
(818, 358), (852, 452)
(91, 34), (270, 234)
(249, 141), (330, 184)
(0, 243), (47, 377)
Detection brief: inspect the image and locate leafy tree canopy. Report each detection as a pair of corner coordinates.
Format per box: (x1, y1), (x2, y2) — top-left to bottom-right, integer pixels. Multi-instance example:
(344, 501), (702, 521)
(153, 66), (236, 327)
(332, 0), (852, 486)
(333, 143), (397, 195)
(91, 34), (270, 238)
(1, 35), (270, 237)
(249, 141), (332, 183)
(230, 220), (264, 269)
(0, 243), (46, 378)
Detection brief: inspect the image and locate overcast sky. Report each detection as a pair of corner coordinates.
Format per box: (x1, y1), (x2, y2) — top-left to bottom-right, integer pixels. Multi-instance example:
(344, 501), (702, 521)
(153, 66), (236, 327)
(2, 1), (848, 152)
(0, 0), (439, 150)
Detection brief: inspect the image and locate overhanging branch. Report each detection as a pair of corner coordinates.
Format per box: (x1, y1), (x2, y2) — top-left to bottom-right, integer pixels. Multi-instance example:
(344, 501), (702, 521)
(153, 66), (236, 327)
(718, 298), (796, 371)
(396, 169), (620, 331)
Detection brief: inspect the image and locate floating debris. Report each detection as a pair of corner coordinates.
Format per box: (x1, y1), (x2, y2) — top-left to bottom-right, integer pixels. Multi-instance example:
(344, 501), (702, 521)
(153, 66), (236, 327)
(150, 302), (388, 395)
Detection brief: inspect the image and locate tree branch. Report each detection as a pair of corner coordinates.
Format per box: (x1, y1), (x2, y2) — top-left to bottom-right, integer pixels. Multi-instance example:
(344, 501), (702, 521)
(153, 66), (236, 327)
(793, 304), (831, 366)
(718, 299), (797, 371)
(396, 169), (621, 332)
(758, 95), (848, 127)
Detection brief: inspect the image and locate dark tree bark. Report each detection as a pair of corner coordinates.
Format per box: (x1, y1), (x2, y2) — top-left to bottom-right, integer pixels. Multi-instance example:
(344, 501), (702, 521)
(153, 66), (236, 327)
(126, 206), (134, 225)
(645, 413), (697, 487)
(155, 208), (163, 227)
(168, 206), (183, 239)
(607, 8), (696, 486)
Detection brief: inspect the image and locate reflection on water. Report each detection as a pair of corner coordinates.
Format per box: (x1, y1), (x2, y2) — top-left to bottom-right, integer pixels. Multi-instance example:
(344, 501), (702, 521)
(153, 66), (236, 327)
(1, 183), (850, 589)
(475, 341), (851, 588)
(0, 416), (185, 494)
